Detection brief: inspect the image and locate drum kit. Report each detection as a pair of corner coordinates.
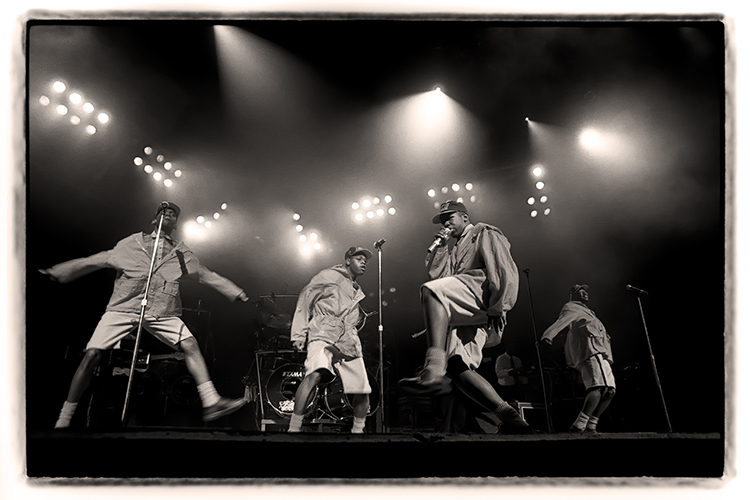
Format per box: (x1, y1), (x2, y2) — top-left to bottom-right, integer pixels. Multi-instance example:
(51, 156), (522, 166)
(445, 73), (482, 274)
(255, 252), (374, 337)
(243, 294), (380, 430)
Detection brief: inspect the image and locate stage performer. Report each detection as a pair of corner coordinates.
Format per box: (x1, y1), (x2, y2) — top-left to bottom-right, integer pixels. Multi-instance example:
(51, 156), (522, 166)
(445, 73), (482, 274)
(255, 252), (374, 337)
(398, 200), (531, 434)
(288, 246), (373, 434)
(541, 284), (616, 433)
(40, 202), (249, 429)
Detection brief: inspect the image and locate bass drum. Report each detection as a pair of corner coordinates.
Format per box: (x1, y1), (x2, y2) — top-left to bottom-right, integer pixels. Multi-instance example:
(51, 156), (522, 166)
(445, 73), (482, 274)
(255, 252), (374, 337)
(323, 372), (380, 421)
(265, 363), (317, 418)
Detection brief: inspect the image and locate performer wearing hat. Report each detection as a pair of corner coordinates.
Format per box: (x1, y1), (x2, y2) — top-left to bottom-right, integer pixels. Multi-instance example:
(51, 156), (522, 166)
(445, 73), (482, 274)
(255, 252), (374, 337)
(40, 202), (250, 429)
(541, 284), (616, 433)
(399, 200), (531, 434)
(287, 246), (373, 433)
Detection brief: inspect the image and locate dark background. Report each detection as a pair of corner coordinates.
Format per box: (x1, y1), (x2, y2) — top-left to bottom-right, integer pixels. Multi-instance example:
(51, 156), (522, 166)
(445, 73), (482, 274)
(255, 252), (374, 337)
(26, 18), (725, 434)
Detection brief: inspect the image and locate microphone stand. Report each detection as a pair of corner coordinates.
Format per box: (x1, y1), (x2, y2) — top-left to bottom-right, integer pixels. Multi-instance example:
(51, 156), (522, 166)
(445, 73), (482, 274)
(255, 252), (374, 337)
(521, 269), (553, 433)
(374, 239), (386, 433)
(631, 290), (673, 432)
(121, 209), (167, 425)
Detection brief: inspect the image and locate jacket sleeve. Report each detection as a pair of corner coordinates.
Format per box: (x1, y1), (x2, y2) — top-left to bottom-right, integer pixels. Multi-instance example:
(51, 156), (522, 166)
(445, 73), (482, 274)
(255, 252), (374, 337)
(44, 250), (115, 283)
(481, 226), (520, 318)
(197, 265), (244, 301)
(541, 304), (579, 343)
(426, 244), (451, 280)
(290, 281), (334, 343)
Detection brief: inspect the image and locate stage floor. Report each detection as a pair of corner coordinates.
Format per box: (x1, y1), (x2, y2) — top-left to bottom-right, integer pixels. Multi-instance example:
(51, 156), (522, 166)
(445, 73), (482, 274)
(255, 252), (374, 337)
(26, 427), (724, 481)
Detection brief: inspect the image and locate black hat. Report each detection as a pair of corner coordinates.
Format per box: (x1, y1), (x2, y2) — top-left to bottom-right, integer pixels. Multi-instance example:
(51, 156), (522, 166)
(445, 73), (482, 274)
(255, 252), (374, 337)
(345, 246), (373, 260)
(154, 202), (181, 218)
(432, 200), (468, 224)
(569, 284), (589, 296)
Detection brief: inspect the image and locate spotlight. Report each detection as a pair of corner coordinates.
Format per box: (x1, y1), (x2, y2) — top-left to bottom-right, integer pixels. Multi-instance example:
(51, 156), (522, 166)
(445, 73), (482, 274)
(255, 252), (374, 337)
(164, 179), (173, 187)
(144, 146), (153, 155)
(388, 207), (396, 215)
(174, 170), (182, 178)
(83, 103), (94, 113)
(427, 189), (436, 197)
(465, 183), (473, 190)
(544, 208), (551, 216)
(293, 213), (301, 220)
(134, 157), (143, 166)
(313, 243), (321, 250)
(69, 93), (82, 104)
(434, 202), (441, 209)
(301, 245), (311, 255)
(540, 196), (548, 203)
(536, 181), (545, 190)
(53, 81), (66, 92)
(441, 187), (449, 194)
(310, 233), (318, 241)
(56, 105), (68, 115)
(366, 211), (374, 219)
(97, 113), (110, 124)
(221, 203), (228, 210)
(70, 116), (80, 125)
(384, 195), (393, 203)
(213, 213), (220, 220)
(434, 86), (442, 93)
(352, 202), (360, 210)
(85, 125), (96, 135)
(579, 128), (602, 149)
(525, 117), (530, 122)
(362, 199), (371, 208)
(197, 216), (205, 224)
(527, 197), (535, 205)
(296, 225), (304, 232)
(156, 154), (165, 163)
(456, 197), (463, 203)
(39, 96), (50, 106)
(204, 221), (212, 228)
(376, 209), (384, 217)
(153, 172), (162, 181)
(451, 183), (460, 192)
(532, 166), (543, 177)
(144, 165), (153, 174)
(531, 210), (538, 218)
(355, 213), (364, 221)
(164, 162), (172, 170)
(469, 195), (476, 203)
(300, 235), (307, 242)
(373, 197), (380, 205)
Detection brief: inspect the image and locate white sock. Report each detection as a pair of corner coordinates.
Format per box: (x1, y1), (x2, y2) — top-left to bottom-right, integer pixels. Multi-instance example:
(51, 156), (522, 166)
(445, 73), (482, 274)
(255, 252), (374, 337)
(493, 401), (517, 421)
(425, 347), (447, 377)
(288, 413), (304, 432)
(586, 415), (599, 431)
(55, 401), (78, 429)
(351, 416), (366, 434)
(572, 411), (590, 430)
(196, 381), (221, 408)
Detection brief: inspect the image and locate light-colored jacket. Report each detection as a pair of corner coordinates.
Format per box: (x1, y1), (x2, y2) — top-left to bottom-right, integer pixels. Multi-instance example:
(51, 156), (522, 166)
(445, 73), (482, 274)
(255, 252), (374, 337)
(541, 300), (614, 369)
(427, 222), (519, 326)
(45, 232), (244, 317)
(290, 264), (365, 359)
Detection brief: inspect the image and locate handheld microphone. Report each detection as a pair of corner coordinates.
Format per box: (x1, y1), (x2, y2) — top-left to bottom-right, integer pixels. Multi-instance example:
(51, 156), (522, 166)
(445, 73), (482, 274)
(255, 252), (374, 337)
(626, 284), (649, 296)
(374, 238), (387, 248)
(427, 233), (449, 253)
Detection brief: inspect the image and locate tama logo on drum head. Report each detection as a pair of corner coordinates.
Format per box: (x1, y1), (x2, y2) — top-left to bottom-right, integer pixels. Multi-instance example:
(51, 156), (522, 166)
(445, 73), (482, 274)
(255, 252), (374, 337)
(283, 370), (304, 378)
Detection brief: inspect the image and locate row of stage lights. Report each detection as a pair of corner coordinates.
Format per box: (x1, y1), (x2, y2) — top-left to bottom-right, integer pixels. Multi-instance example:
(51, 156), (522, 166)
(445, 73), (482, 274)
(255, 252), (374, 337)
(351, 195), (396, 222)
(133, 146), (183, 188)
(427, 182), (477, 208)
(528, 164), (552, 218)
(38, 80), (110, 135)
(292, 213), (324, 255)
(183, 203), (229, 239)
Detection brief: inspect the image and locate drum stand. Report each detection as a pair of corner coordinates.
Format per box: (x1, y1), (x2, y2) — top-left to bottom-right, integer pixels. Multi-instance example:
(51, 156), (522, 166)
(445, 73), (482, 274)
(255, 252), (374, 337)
(121, 208), (168, 425)
(374, 238), (387, 433)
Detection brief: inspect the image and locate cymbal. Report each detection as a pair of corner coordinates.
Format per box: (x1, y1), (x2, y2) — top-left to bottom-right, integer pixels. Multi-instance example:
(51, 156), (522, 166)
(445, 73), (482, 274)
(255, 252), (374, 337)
(261, 313), (292, 330)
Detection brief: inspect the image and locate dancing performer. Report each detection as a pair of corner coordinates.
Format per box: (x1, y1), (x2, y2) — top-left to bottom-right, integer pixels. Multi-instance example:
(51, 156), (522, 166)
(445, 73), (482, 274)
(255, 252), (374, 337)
(288, 246), (373, 434)
(40, 202), (249, 429)
(399, 200), (531, 434)
(541, 284), (616, 433)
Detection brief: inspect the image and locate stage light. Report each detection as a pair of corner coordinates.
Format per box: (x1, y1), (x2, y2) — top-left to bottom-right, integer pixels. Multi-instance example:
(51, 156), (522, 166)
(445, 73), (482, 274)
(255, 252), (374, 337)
(97, 113), (110, 124)
(531, 210), (538, 218)
(525, 117), (529, 122)
(221, 203), (228, 210)
(70, 116), (80, 125)
(434, 87), (442, 93)
(434, 202), (441, 209)
(69, 93), (82, 104)
(39, 96), (50, 106)
(144, 165), (153, 174)
(56, 105), (68, 115)
(156, 154), (165, 163)
(544, 208), (551, 216)
(197, 216), (205, 224)
(313, 243), (321, 250)
(310, 233), (318, 241)
(376, 209), (385, 217)
(532, 166), (543, 177)
(452, 183), (460, 192)
(355, 213), (364, 221)
(427, 189), (436, 197)
(456, 197), (464, 203)
(174, 170), (182, 178)
(204, 221), (212, 228)
(579, 128), (602, 150)
(366, 211), (374, 219)
(213, 213), (220, 220)
(301, 245), (312, 255)
(83, 103), (94, 113)
(373, 197), (380, 205)
(85, 125), (96, 135)
(540, 196), (548, 203)
(300, 235), (307, 242)
(164, 162), (172, 170)
(536, 181), (545, 190)
(465, 183), (473, 190)
(352, 202), (360, 210)
(53, 81), (66, 92)
(388, 207), (396, 215)
(164, 179), (173, 187)
(441, 187), (448, 194)
(134, 157), (143, 166)
(527, 197), (535, 205)
(384, 195), (393, 203)
(362, 199), (372, 208)
(470, 195), (476, 203)
(144, 146), (153, 155)
(296, 225), (304, 232)
(389, 287), (396, 293)
(153, 172), (162, 181)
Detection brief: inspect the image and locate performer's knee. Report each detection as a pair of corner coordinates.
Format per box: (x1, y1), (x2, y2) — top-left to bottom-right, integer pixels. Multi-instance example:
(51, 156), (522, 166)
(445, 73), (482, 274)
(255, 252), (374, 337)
(603, 387), (616, 399)
(82, 348), (103, 368)
(420, 286), (438, 304)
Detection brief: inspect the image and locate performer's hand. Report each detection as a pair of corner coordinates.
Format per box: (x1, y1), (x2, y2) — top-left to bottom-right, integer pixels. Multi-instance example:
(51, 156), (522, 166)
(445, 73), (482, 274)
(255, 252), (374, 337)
(487, 315), (504, 332)
(435, 227), (451, 242)
(542, 338), (553, 346)
(38, 269), (58, 282)
(237, 290), (249, 302)
(292, 339), (306, 351)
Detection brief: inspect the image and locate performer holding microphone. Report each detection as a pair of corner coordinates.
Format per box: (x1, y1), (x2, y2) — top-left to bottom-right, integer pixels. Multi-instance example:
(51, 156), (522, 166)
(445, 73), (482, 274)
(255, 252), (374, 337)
(40, 202), (250, 429)
(398, 200), (531, 434)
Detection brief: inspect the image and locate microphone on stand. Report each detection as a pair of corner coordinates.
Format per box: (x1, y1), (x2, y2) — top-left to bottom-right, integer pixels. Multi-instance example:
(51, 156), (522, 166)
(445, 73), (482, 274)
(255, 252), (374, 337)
(158, 201), (171, 212)
(626, 284), (649, 296)
(374, 238), (387, 248)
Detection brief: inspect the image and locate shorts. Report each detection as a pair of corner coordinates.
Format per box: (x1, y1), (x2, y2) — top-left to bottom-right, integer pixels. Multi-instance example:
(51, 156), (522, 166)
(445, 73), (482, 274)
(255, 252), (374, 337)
(86, 311), (194, 351)
(305, 340), (371, 394)
(422, 276), (498, 369)
(579, 353), (616, 390)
